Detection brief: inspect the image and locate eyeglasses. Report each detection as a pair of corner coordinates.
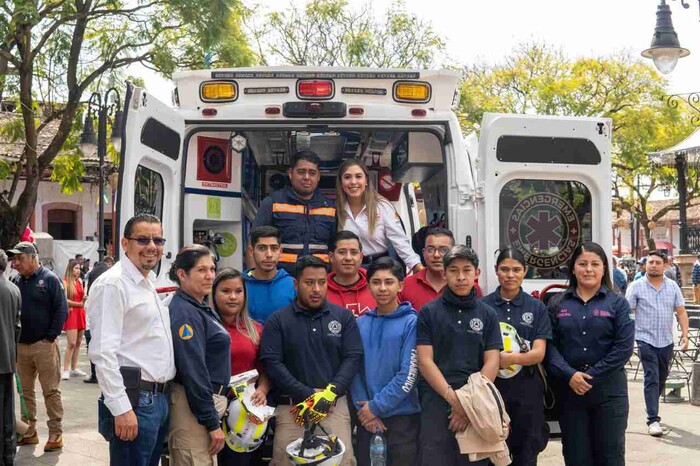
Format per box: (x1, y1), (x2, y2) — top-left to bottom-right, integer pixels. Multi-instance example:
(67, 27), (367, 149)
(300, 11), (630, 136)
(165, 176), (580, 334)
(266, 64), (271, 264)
(424, 246), (451, 256)
(126, 237), (167, 246)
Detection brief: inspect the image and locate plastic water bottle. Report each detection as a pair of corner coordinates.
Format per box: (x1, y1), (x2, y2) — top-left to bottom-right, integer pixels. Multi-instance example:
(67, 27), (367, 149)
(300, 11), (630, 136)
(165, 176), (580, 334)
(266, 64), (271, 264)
(370, 431), (386, 466)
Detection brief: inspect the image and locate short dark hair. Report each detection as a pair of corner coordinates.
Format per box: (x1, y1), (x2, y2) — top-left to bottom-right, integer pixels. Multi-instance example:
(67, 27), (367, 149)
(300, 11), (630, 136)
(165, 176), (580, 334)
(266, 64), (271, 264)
(367, 257), (405, 281)
(75, 254), (83, 259)
(0, 250), (7, 273)
(329, 230), (362, 252)
(425, 227), (455, 247)
(648, 250), (668, 263)
(294, 255), (328, 278)
(124, 213), (162, 238)
(103, 256), (115, 265)
(290, 149), (321, 169)
(443, 245), (479, 269)
(168, 244), (214, 285)
(495, 247), (527, 268)
(250, 226), (281, 246)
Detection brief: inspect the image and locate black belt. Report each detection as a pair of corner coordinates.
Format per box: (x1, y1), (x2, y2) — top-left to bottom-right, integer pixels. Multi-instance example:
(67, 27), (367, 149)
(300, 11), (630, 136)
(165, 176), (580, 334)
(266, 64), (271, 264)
(212, 384), (227, 396)
(140, 380), (170, 393)
(362, 252), (389, 264)
(576, 364), (592, 372)
(277, 394), (295, 405)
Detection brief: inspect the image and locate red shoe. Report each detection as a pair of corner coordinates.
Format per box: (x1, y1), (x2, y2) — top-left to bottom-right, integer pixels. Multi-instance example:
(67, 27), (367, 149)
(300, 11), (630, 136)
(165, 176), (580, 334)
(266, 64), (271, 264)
(44, 434), (63, 452)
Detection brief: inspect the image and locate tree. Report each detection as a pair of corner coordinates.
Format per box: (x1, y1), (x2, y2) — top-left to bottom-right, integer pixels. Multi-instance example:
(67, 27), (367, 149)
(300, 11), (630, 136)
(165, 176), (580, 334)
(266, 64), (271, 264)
(458, 42), (695, 251)
(0, 0), (255, 249)
(249, 0), (445, 68)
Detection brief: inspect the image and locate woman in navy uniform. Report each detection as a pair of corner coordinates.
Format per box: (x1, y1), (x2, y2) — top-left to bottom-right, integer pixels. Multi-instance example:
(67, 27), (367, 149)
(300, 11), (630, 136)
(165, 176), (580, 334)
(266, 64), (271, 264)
(546, 242), (634, 466)
(482, 247), (551, 466)
(168, 245), (232, 465)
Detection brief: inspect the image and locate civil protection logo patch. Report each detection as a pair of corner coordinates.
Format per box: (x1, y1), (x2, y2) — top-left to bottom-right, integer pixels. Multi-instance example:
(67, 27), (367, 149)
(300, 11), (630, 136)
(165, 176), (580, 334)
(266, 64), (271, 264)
(328, 320), (342, 334)
(507, 193), (580, 270)
(469, 318), (484, 332)
(178, 324), (194, 340)
(522, 312), (534, 325)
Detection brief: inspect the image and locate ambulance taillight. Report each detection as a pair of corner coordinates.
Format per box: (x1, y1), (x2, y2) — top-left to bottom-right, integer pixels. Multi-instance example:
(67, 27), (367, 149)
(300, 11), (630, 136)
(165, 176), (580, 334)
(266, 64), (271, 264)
(297, 80), (334, 99)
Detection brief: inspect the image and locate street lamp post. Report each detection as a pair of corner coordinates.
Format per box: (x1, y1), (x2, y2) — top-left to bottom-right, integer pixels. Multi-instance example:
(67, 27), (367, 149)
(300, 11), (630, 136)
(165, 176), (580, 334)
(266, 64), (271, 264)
(79, 88), (123, 262)
(676, 152), (690, 253)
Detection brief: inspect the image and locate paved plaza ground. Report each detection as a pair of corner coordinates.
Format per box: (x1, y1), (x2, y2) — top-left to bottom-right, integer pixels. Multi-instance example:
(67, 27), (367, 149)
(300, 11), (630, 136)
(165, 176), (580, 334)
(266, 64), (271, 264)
(14, 334), (700, 465)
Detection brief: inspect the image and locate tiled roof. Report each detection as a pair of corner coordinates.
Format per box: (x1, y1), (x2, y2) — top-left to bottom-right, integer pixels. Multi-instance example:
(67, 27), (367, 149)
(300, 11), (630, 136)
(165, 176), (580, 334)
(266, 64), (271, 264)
(0, 111), (99, 162)
(647, 199), (700, 222)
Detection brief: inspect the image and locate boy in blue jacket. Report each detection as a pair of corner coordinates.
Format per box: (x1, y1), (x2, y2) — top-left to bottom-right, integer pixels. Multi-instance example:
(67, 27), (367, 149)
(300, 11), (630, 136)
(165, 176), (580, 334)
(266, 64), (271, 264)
(350, 257), (420, 466)
(244, 226), (296, 323)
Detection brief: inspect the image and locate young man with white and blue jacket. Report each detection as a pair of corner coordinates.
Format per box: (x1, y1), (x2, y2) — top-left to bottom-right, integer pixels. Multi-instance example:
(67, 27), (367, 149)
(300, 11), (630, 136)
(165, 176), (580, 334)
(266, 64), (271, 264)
(350, 257), (420, 466)
(244, 226), (296, 323)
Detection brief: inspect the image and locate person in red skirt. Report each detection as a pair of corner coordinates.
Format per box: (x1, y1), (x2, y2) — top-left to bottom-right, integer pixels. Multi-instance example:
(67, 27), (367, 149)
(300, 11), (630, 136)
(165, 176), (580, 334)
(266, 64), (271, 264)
(212, 268), (272, 466)
(61, 259), (87, 380)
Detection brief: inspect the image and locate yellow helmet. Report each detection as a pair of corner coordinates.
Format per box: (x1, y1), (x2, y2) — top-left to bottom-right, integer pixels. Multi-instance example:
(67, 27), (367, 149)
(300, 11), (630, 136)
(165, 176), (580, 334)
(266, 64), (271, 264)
(223, 396), (268, 453)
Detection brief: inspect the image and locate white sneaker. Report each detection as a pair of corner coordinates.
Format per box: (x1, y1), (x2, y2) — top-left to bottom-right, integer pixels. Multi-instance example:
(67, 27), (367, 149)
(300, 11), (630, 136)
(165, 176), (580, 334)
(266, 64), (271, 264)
(61, 370), (70, 380)
(70, 369), (87, 377)
(648, 421), (664, 437)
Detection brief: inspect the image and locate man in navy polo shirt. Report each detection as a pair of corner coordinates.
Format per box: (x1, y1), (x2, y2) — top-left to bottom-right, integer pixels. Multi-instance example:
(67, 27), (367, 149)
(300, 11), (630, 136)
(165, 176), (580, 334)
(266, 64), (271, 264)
(416, 246), (501, 466)
(9, 241), (68, 452)
(260, 255), (363, 466)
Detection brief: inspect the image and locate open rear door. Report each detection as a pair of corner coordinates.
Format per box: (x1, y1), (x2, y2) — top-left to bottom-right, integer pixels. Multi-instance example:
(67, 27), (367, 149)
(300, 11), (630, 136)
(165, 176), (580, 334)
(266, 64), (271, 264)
(115, 83), (184, 283)
(477, 113), (612, 295)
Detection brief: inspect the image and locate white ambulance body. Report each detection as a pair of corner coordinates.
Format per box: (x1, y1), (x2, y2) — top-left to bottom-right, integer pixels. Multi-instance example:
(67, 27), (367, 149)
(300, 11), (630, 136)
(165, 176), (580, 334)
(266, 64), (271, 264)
(117, 67), (612, 295)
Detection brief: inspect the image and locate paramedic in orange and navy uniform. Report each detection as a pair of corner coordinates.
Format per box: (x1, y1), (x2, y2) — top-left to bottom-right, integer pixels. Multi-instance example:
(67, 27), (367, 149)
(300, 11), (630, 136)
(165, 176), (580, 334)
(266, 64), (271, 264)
(252, 150), (336, 276)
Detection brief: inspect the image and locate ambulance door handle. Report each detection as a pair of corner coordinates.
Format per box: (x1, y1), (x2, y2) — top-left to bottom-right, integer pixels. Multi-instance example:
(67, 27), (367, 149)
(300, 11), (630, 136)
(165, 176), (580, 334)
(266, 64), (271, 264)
(465, 235), (472, 249)
(165, 252), (172, 259)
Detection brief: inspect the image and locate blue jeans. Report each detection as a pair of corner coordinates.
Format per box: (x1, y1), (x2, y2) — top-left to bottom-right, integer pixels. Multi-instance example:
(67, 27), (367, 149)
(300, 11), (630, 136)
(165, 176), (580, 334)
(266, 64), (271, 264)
(108, 390), (170, 466)
(637, 340), (674, 425)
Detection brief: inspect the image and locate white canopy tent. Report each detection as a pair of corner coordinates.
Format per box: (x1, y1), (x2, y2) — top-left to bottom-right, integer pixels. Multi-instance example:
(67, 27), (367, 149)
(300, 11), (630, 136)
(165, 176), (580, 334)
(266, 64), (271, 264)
(648, 127), (700, 167)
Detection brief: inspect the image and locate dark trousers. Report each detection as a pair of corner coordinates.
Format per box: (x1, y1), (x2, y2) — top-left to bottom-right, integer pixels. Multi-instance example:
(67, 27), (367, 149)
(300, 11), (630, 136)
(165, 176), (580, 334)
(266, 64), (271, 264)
(356, 413), (420, 466)
(557, 368), (628, 466)
(106, 390), (170, 466)
(85, 330), (97, 380)
(418, 389), (488, 466)
(496, 370), (547, 466)
(0, 374), (15, 466)
(637, 340), (674, 425)
(218, 447), (254, 466)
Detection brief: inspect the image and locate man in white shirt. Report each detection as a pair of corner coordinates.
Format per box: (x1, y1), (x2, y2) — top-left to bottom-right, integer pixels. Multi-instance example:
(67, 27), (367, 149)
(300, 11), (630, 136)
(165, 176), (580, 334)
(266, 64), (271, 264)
(86, 214), (175, 465)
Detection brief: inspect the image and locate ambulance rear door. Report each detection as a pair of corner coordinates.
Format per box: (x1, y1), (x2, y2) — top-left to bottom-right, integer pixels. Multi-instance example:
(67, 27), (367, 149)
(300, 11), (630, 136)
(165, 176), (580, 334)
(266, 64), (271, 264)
(115, 83), (185, 284)
(477, 113), (612, 295)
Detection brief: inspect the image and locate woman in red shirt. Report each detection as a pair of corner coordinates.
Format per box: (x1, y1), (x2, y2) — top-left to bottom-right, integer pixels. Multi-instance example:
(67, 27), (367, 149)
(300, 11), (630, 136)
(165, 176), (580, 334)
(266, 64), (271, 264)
(62, 259), (87, 380)
(212, 268), (271, 466)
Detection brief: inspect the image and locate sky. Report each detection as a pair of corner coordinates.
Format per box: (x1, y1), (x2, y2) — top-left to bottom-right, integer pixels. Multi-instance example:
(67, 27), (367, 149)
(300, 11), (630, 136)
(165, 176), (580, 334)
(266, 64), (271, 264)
(130, 0), (700, 104)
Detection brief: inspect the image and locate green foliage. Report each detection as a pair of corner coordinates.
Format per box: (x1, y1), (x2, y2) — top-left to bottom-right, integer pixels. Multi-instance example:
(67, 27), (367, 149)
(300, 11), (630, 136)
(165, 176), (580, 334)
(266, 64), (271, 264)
(50, 153), (85, 194)
(458, 41), (696, 235)
(252, 0), (445, 68)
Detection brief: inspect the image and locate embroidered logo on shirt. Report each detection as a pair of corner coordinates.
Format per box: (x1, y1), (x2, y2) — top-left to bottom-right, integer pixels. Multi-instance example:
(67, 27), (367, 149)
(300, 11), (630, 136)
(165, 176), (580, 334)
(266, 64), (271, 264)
(593, 309), (612, 318)
(558, 309), (571, 318)
(178, 324), (194, 340)
(328, 320), (342, 334)
(521, 312), (534, 325)
(469, 318), (484, 332)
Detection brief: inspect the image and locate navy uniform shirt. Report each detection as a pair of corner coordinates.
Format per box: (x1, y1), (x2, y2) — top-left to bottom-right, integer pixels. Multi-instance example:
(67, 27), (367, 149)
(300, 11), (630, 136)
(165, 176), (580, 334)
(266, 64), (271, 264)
(170, 290), (231, 432)
(260, 299), (363, 404)
(482, 287), (552, 349)
(417, 287), (502, 391)
(546, 286), (634, 381)
(12, 266), (68, 344)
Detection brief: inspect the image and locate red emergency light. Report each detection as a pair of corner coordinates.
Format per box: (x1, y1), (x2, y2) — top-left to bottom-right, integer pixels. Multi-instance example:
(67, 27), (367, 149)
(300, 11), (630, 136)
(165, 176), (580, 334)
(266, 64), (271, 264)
(297, 80), (334, 99)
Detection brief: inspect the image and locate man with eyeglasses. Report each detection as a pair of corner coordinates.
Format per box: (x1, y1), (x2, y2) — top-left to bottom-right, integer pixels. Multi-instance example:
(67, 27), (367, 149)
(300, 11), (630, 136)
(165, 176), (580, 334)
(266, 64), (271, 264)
(399, 228), (455, 311)
(86, 214), (175, 465)
(244, 226), (296, 323)
(252, 150), (336, 275)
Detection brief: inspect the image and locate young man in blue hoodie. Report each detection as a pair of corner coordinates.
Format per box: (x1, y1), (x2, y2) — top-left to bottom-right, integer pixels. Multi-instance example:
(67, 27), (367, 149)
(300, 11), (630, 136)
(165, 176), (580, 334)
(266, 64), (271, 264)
(244, 226), (296, 323)
(350, 257), (420, 466)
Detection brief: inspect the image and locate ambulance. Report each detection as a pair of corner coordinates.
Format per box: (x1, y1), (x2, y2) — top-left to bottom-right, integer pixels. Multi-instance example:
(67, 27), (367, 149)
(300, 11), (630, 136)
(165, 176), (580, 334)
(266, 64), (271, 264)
(115, 67), (612, 296)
